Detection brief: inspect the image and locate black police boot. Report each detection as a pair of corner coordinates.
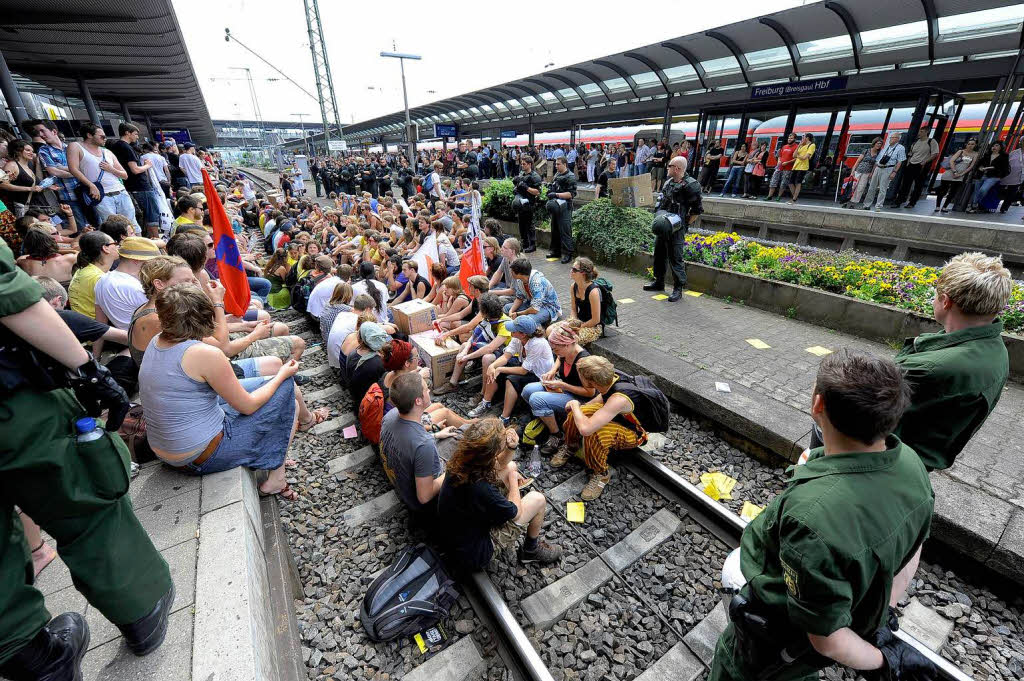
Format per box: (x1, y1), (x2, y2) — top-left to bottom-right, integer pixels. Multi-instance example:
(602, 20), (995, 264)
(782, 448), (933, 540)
(0, 612), (89, 681)
(546, 251), (559, 259)
(560, 255), (572, 264)
(668, 287), (683, 302)
(524, 244), (537, 254)
(642, 282), (664, 292)
(117, 583), (175, 656)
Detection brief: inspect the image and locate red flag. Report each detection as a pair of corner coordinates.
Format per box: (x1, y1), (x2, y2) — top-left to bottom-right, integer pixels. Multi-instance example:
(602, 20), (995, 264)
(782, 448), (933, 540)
(458, 237), (486, 298)
(202, 169), (251, 316)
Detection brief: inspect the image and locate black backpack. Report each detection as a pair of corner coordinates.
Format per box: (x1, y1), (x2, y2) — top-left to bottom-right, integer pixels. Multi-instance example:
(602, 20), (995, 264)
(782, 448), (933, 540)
(290, 273), (325, 314)
(616, 371), (671, 433)
(592, 278), (617, 328)
(360, 544), (459, 642)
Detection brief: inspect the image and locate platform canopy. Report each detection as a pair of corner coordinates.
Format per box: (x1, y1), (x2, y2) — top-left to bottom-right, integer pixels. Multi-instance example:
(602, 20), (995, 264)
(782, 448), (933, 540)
(342, 0), (1024, 143)
(0, 0), (216, 144)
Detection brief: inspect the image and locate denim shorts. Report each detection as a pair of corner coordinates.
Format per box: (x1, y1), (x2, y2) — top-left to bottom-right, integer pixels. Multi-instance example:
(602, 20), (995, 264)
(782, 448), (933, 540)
(132, 189), (165, 227)
(232, 357), (261, 378)
(181, 376), (296, 475)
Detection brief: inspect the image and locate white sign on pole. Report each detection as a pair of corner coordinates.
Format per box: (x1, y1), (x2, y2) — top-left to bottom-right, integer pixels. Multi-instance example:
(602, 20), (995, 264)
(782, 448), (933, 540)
(328, 140), (348, 151)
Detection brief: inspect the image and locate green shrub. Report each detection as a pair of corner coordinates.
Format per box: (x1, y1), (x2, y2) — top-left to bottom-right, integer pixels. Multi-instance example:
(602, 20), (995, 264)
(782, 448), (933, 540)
(571, 199), (655, 261)
(482, 179), (547, 225)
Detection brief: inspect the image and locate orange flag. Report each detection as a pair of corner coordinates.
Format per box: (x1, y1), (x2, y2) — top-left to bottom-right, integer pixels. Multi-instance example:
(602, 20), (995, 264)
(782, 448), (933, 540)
(458, 236), (486, 297)
(202, 169), (251, 316)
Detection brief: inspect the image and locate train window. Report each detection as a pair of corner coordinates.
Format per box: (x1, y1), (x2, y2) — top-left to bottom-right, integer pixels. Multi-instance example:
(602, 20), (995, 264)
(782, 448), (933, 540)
(844, 134), (878, 158)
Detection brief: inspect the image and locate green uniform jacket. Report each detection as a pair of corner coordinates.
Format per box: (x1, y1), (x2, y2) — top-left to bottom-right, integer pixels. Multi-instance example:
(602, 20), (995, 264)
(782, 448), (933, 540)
(893, 322), (1008, 471)
(740, 437), (934, 642)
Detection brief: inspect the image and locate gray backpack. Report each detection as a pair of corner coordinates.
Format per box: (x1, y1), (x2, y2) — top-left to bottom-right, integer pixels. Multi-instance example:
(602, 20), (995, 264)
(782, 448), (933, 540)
(360, 544), (459, 642)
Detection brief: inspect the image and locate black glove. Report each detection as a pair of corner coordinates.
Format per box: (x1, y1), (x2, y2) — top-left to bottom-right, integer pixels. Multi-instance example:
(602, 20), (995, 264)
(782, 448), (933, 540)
(887, 605), (900, 632)
(871, 626), (937, 681)
(68, 359), (131, 431)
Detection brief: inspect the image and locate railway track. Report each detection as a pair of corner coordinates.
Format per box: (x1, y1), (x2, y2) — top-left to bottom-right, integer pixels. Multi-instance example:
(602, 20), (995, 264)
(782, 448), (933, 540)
(238, 191), (991, 681)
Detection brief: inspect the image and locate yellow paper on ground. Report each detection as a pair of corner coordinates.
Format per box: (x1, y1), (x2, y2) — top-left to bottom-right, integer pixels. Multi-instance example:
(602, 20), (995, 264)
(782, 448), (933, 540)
(546, 257), (559, 262)
(413, 633), (427, 654)
(566, 501), (585, 523)
(684, 290), (703, 297)
(703, 480), (722, 501)
(745, 338), (771, 349)
(806, 346), (833, 356)
(618, 298), (634, 304)
(652, 294), (669, 300)
(701, 472), (737, 499)
(740, 501), (765, 522)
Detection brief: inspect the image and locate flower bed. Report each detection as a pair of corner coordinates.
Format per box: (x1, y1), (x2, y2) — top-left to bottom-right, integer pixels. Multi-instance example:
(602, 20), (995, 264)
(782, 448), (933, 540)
(682, 231), (1024, 335)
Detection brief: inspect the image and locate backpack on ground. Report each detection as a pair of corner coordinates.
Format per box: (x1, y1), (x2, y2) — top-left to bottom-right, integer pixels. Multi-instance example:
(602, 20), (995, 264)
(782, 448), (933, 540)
(592, 277), (618, 328)
(360, 544), (459, 642)
(519, 418), (548, 448)
(117, 404), (155, 464)
(616, 371), (671, 433)
(359, 383), (385, 445)
(838, 174), (858, 204)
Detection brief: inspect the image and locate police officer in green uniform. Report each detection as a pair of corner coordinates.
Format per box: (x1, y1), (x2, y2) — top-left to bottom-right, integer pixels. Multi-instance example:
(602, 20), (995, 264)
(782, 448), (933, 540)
(710, 350), (937, 681)
(545, 156), (578, 263)
(0, 239), (174, 678)
(807, 252), (1012, 472)
(513, 155), (542, 254)
(644, 155), (702, 302)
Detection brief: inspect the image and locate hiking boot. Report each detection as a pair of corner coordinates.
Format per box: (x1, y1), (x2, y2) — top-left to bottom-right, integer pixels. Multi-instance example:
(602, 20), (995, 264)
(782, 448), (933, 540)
(668, 287), (683, 302)
(519, 539), (563, 565)
(467, 400), (494, 418)
(549, 446), (572, 468)
(432, 381), (457, 396)
(581, 471), (611, 500)
(642, 282), (664, 292)
(0, 612), (89, 681)
(117, 583), (175, 656)
(540, 433), (563, 457)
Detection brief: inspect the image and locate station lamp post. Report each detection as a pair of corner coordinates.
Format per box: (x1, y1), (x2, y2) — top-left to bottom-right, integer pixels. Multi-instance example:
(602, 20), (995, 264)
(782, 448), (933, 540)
(380, 50), (421, 165)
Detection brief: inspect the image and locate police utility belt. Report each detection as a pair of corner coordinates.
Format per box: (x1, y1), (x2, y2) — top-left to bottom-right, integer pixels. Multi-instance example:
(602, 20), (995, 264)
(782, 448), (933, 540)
(728, 592), (829, 680)
(0, 336), (70, 398)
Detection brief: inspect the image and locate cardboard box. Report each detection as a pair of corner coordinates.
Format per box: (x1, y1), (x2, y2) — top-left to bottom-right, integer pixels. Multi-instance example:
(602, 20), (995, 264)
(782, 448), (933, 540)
(609, 173), (654, 208)
(410, 330), (461, 386)
(391, 299), (435, 335)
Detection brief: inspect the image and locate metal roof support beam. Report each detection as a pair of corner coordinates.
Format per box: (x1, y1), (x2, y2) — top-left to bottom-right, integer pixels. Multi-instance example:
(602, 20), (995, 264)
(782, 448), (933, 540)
(659, 42), (708, 90)
(0, 49), (30, 135)
(448, 98), (487, 123)
(505, 82), (555, 113)
(758, 18), (801, 80)
(824, 1), (863, 71)
(76, 75), (100, 125)
(920, 0), (938, 64)
(566, 67), (613, 103)
(593, 59), (640, 98)
(524, 77), (571, 108)
(623, 52), (671, 95)
(704, 31), (750, 85)
(120, 100), (131, 122)
(0, 11), (139, 25)
(535, 74), (589, 106)
(487, 87), (534, 115)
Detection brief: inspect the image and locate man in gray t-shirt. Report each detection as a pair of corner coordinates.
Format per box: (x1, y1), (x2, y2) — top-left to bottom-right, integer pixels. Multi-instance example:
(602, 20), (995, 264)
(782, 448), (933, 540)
(379, 373), (457, 514)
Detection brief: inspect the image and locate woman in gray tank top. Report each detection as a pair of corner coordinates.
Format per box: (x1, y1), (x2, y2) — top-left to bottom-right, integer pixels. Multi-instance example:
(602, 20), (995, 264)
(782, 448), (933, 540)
(138, 282), (325, 500)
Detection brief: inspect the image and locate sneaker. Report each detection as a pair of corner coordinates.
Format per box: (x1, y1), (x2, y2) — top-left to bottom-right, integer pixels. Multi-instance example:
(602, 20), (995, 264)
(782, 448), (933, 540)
(467, 393), (484, 408)
(549, 446), (572, 468)
(540, 434), (563, 456)
(519, 539), (563, 564)
(581, 471), (611, 500)
(467, 400), (493, 418)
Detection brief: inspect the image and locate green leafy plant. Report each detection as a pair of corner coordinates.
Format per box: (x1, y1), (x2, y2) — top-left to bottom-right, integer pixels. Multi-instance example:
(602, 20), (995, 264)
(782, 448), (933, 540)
(481, 179), (547, 226)
(571, 198), (655, 262)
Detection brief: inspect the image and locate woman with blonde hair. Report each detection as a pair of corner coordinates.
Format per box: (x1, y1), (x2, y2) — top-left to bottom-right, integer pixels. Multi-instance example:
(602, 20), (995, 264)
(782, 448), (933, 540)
(435, 276), (473, 330)
(437, 418), (562, 570)
(319, 281), (354, 343)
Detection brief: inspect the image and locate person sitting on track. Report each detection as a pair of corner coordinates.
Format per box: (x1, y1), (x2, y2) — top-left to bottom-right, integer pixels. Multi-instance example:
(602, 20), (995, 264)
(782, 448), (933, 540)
(522, 322), (597, 457)
(552, 356), (649, 500)
(433, 292), (513, 401)
(138, 283), (327, 498)
(437, 418), (563, 571)
(379, 372), (459, 521)
(468, 315), (554, 424)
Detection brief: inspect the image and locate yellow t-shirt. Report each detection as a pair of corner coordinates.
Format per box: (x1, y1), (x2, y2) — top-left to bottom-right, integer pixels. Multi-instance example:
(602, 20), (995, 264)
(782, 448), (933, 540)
(69, 264), (103, 319)
(793, 143), (816, 171)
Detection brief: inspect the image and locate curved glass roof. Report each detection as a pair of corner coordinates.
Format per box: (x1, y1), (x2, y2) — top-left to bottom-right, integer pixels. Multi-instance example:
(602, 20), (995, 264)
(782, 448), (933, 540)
(343, 0), (1024, 141)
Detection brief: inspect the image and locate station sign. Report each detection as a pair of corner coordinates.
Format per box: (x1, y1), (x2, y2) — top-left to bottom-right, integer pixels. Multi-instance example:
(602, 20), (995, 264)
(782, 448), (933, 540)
(328, 140), (348, 151)
(156, 128), (192, 145)
(500, 130), (517, 138)
(750, 76), (848, 100)
(434, 123), (458, 138)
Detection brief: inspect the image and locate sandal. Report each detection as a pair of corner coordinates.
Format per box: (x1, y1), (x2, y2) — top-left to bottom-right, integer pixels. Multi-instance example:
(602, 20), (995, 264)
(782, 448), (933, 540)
(31, 541), (57, 578)
(259, 482), (298, 501)
(298, 407), (330, 432)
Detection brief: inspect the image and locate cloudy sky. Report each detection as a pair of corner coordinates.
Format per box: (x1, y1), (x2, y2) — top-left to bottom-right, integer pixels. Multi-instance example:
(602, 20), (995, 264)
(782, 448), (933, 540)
(174, 0), (809, 126)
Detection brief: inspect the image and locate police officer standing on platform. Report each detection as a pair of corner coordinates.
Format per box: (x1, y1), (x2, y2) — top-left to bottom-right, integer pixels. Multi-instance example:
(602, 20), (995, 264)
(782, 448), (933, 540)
(710, 349), (937, 681)
(513, 154), (542, 253)
(0, 239), (175, 679)
(546, 156), (578, 263)
(644, 155), (702, 302)
(456, 141), (479, 181)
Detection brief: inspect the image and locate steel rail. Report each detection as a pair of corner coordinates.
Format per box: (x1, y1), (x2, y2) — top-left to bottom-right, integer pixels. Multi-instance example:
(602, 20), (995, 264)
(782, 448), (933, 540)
(623, 450), (974, 681)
